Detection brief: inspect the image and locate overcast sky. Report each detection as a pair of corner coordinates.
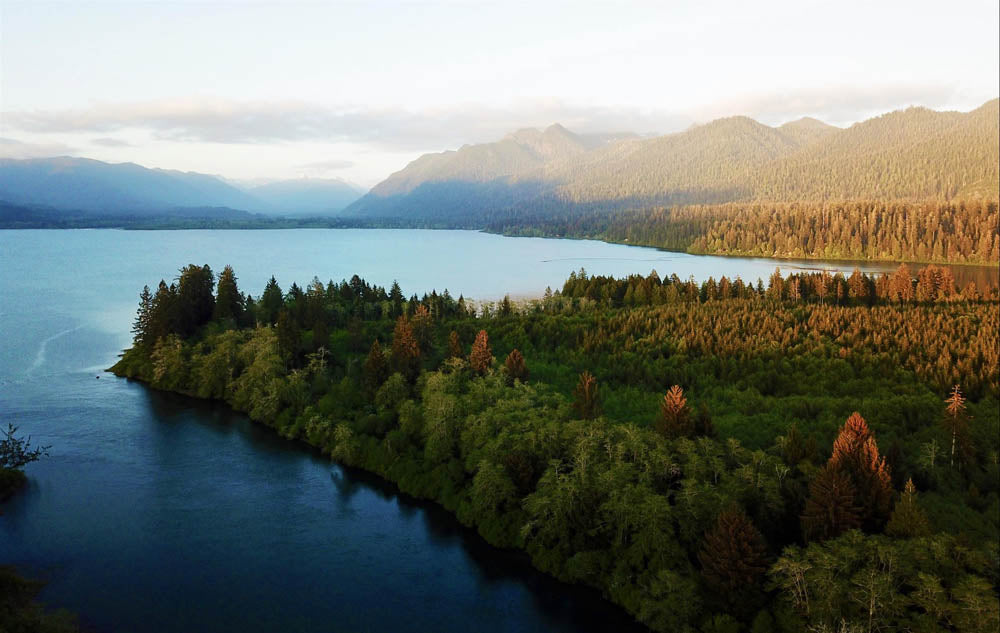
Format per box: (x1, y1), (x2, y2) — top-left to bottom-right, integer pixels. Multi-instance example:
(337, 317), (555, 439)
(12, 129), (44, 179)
(1, 0), (997, 187)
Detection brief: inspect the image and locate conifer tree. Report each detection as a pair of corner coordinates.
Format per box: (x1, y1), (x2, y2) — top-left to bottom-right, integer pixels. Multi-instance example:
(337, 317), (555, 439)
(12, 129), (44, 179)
(447, 330), (463, 359)
(886, 478), (931, 538)
(213, 265), (243, 325)
(132, 285), (153, 346)
(828, 412), (893, 529)
(469, 330), (493, 375)
(504, 349), (528, 384)
(801, 465), (862, 542)
(698, 505), (769, 596)
(390, 315), (421, 379)
(411, 304), (433, 353)
(942, 385), (971, 468)
(572, 371), (601, 419)
(656, 385), (693, 438)
(259, 276), (284, 326)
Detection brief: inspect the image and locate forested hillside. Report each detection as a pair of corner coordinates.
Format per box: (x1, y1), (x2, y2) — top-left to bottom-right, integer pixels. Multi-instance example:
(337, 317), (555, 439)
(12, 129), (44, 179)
(490, 200), (1000, 265)
(112, 264), (999, 633)
(345, 99), (999, 224)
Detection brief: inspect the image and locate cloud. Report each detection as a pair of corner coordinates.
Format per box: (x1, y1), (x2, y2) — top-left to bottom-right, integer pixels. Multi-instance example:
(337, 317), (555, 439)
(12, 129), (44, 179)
(0, 137), (76, 159)
(1, 97), (695, 150)
(1, 85), (971, 155)
(298, 158), (356, 170)
(91, 137), (133, 147)
(702, 83), (961, 126)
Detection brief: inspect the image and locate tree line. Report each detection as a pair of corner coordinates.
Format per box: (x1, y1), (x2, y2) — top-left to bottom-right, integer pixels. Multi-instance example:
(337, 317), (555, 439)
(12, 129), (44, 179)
(488, 199), (1000, 265)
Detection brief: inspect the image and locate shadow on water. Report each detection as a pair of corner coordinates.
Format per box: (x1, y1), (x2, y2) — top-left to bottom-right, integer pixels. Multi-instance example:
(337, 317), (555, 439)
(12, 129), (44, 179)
(136, 385), (649, 633)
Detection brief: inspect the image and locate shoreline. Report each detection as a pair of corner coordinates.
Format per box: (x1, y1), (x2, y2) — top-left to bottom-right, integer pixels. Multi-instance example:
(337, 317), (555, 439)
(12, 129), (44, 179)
(108, 370), (653, 632)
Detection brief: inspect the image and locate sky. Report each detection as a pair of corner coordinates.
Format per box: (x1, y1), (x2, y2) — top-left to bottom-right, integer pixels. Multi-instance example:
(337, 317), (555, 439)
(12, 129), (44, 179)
(1, 0), (998, 188)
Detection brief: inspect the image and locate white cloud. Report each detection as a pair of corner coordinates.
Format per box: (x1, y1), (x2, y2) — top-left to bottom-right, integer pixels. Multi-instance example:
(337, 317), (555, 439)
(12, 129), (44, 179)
(3, 97), (696, 150)
(0, 137), (76, 159)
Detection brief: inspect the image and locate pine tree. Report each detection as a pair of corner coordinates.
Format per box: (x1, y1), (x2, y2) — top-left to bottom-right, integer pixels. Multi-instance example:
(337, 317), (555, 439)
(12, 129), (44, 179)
(411, 304), (433, 353)
(801, 465), (862, 542)
(469, 330), (493, 375)
(213, 265), (243, 325)
(259, 276), (284, 326)
(175, 264), (215, 337)
(698, 505), (769, 596)
(447, 330), (463, 359)
(504, 349), (528, 384)
(390, 315), (421, 379)
(886, 478), (931, 538)
(572, 371), (601, 420)
(656, 385), (693, 438)
(131, 285), (153, 346)
(942, 385), (971, 468)
(828, 412), (893, 529)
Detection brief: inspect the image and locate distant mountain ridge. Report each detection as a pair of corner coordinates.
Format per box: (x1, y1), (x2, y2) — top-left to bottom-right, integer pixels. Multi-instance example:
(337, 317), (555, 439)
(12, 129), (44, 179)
(0, 157), (365, 218)
(345, 99), (999, 222)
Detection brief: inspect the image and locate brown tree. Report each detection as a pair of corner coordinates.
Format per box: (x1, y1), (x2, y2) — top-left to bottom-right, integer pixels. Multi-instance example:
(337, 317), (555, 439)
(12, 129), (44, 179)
(942, 385), (971, 468)
(504, 349), (529, 384)
(656, 385), (693, 438)
(411, 304), (433, 353)
(469, 329), (493, 375)
(828, 412), (893, 529)
(572, 371), (601, 419)
(698, 505), (769, 597)
(447, 330), (463, 359)
(390, 315), (421, 379)
(801, 465), (862, 542)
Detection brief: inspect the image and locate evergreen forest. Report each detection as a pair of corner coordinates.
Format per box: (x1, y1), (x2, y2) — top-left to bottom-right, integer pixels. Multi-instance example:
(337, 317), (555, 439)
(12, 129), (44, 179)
(111, 263), (1000, 633)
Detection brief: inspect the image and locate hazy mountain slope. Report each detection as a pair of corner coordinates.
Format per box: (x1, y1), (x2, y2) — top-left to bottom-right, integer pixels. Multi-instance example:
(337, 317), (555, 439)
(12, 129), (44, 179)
(345, 100), (999, 222)
(776, 117), (839, 145)
(0, 157), (262, 214)
(347, 124), (601, 218)
(753, 100), (999, 200)
(248, 178), (364, 216)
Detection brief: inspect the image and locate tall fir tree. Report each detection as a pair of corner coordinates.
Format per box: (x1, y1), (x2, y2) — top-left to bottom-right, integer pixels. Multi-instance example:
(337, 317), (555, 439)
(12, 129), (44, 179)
(469, 330), (494, 375)
(801, 465), (862, 542)
(942, 385), (971, 468)
(132, 285), (153, 346)
(698, 506), (769, 601)
(390, 315), (421, 379)
(656, 385), (693, 438)
(828, 412), (893, 529)
(572, 371), (601, 420)
(213, 265), (243, 326)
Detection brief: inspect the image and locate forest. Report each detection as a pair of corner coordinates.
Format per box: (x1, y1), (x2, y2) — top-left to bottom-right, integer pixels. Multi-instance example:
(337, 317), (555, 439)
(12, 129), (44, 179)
(111, 264), (1000, 633)
(488, 199), (1000, 265)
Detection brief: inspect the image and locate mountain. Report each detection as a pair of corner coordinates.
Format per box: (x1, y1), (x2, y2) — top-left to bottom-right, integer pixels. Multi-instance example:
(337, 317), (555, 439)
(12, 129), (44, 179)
(344, 99), (999, 223)
(348, 124), (614, 219)
(0, 157), (262, 214)
(247, 178), (364, 216)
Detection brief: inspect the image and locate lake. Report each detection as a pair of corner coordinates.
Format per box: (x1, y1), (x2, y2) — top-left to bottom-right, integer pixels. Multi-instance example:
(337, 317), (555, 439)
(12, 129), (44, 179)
(0, 229), (995, 632)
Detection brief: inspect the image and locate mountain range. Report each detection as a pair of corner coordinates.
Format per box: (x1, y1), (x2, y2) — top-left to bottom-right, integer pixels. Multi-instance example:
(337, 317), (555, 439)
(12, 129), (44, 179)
(344, 99), (999, 223)
(0, 157), (364, 221)
(1, 99), (996, 227)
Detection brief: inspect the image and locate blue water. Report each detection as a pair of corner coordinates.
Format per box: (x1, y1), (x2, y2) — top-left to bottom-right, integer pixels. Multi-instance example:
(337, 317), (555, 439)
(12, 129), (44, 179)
(0, 229), (993, 632)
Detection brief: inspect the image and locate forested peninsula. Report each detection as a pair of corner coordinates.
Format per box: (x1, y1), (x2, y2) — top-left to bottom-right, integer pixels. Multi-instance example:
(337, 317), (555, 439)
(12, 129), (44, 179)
(111, 264), (1000, 632)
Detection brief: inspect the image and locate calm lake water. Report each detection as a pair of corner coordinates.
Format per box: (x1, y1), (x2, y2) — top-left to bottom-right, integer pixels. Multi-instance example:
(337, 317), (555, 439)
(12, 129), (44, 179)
(0, 229), (995, 632)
